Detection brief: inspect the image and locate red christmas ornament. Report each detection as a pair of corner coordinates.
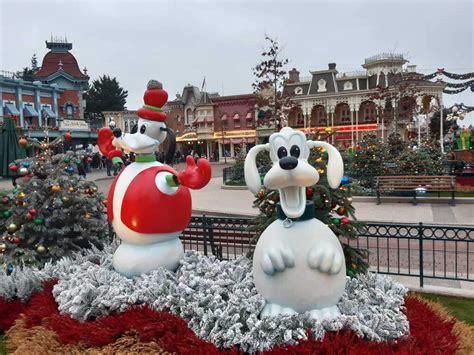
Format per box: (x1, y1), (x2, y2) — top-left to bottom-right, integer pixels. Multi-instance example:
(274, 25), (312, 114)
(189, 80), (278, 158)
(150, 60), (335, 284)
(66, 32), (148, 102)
(2, 197), (9, 205)
(306, 187), (314, 199)
(64, 132), (72, 141)
(341, 217), (350, 225)
(29, 208), (37, 216)
(26, 212), (33, 221)
(12, 236), (21, 245)
(9, 165), (18, 172)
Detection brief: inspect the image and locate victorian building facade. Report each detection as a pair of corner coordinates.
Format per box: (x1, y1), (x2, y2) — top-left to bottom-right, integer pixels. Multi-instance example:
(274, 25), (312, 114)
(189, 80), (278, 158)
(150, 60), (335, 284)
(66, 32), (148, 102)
(163, 85), (257, 161)
(282, 53), (445, 147)
(0, 37), (93, 146)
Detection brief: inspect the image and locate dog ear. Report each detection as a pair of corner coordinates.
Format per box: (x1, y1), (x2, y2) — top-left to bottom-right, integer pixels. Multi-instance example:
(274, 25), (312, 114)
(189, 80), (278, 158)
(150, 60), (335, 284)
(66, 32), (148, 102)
(244, 144), (269, 194)
(307, 140), (343, 189)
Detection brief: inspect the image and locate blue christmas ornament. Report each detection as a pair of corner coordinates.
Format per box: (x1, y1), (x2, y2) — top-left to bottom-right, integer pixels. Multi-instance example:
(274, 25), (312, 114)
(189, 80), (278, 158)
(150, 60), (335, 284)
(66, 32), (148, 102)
(23, 161), (30, 168)
(341, 175), (350, 185)
(67, 166), (75, 174)
(7, 264), (14, 275)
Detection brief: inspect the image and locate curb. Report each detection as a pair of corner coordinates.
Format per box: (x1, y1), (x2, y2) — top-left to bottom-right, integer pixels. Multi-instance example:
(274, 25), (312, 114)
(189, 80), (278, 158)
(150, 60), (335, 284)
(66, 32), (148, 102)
(353, 196), (474, 204)
(220, 184), (248, 190)
(95, 176), (116, 182)
(192, 209), (257, 218)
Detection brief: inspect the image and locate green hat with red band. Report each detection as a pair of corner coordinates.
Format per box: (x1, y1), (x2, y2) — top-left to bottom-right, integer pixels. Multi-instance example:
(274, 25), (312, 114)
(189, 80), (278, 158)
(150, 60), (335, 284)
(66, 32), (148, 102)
(137, 80), (168, 122)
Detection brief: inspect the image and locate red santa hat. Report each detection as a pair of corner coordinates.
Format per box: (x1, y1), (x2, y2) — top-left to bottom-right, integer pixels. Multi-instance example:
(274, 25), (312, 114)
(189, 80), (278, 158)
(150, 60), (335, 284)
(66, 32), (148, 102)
(137, 80), (168, 122)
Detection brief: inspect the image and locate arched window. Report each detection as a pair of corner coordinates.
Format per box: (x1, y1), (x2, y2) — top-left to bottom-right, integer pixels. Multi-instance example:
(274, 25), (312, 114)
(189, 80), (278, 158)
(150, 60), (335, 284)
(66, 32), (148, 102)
(294, 86), (303, 95)
(343, 81), (353, 90)
(66, 104), (73, 118)
(317, 79), (327, 92)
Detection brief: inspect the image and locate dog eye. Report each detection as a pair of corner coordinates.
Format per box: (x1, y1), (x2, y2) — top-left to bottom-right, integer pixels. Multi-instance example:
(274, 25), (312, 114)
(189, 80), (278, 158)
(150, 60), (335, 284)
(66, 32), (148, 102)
(140, 125), (147, 134)
(131, 124), (138, 133)
(277, 146), (287, 159)
(290, 145), (300, 158)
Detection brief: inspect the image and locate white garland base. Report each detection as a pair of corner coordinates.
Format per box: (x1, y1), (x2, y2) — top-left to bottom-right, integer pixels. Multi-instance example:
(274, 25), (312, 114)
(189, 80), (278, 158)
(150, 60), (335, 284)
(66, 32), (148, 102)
(1, 243), (409, 352)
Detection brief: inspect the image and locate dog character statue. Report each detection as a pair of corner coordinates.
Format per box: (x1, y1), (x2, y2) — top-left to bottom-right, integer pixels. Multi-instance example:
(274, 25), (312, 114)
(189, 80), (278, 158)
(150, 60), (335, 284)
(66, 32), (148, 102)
(98, 80), (211, 277)
(245, 127), (346, 320)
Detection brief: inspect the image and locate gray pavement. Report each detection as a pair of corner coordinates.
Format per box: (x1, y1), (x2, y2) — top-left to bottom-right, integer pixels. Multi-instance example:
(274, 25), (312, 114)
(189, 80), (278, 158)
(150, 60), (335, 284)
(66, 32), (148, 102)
(2, 165), (472, 225)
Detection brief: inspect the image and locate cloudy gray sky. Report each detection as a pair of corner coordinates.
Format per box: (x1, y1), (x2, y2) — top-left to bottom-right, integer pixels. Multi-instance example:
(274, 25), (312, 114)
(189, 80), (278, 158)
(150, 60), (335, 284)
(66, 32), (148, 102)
(1, 0), (473, 125)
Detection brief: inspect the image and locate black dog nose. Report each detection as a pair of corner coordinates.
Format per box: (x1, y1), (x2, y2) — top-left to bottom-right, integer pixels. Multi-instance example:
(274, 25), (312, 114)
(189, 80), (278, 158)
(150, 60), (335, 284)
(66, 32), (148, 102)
(113, 128), (122, 138)
(279, 156), (298, 170)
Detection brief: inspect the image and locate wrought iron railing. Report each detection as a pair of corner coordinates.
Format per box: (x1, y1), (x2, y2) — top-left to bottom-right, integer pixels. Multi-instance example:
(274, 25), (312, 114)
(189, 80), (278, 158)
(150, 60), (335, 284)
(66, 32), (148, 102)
(177, 216), (474, 287)
(222, 166), (270, 185)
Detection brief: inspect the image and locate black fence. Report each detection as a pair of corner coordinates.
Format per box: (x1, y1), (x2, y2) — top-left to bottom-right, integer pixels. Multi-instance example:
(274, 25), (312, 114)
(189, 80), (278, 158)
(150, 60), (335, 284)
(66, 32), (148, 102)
(180, 215), (474, 287)
(222, 166), (270, 186)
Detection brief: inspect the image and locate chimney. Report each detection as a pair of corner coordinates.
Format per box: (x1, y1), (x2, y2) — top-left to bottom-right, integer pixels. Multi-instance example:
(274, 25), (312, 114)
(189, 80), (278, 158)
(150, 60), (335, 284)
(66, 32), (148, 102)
(289, 68), (300, 82)
(328, 63), (337, 70)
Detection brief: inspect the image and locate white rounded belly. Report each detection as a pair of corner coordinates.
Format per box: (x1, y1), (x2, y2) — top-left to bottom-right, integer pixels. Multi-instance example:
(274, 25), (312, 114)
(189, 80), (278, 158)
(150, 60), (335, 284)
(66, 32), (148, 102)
(112, 161), (180, 245)
(252, 218), (346, 312)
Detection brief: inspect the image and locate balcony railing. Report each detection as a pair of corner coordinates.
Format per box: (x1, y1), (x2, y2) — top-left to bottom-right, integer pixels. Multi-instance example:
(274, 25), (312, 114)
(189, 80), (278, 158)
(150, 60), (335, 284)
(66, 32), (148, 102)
(298, 76), (312, 82)
(0, 70), (17, 79)
(336, 71), (367, 79)
(364, 53), (405, 65)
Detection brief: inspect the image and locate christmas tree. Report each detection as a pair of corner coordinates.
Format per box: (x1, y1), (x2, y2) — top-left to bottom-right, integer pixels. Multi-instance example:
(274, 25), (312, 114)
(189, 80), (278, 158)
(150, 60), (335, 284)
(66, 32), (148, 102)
(252, 133), (368, 277)
(0, 150), (108, 271)
(398, 139), (444, 176)
(350, 134), (388, 188)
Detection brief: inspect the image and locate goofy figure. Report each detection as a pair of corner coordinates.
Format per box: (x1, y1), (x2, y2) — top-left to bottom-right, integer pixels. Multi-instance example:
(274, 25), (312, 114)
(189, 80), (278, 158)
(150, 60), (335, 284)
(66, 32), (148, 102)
(98, 80), (211, 277)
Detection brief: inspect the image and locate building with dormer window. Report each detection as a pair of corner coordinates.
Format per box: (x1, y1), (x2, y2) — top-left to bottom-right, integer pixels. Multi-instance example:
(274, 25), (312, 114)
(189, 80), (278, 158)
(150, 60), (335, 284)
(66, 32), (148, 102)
(0, 37), (94, 146)
(282, 53), (444, 147)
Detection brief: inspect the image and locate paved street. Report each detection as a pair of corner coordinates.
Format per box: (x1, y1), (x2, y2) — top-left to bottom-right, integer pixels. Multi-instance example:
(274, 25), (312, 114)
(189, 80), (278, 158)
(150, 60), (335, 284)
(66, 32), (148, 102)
(2, 163), (473, 225)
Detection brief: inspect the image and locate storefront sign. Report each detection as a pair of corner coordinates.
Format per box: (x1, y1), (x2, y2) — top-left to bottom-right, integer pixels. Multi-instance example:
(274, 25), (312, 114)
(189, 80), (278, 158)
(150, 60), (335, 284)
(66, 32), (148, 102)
(60, 119), (89, 131)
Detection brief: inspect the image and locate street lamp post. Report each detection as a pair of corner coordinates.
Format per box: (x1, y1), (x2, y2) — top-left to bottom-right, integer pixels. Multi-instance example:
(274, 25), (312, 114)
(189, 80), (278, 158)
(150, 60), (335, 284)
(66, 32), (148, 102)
(221, 118), (227, 164)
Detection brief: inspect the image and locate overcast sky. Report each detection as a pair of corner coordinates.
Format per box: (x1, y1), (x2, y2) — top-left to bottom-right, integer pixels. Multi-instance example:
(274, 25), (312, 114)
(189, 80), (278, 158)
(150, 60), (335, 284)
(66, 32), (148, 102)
(1, 0), (473, 125)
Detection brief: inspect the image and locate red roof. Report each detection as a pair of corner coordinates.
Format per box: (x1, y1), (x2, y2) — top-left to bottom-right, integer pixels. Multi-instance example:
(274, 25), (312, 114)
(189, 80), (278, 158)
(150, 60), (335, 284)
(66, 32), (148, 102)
(35, 51), (88, 79)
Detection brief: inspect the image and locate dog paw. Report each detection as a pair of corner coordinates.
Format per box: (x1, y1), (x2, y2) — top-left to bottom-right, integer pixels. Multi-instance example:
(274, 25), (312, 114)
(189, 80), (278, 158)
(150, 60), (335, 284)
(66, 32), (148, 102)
(261, 302), (297, 318)
(308, 305), (341, 321)
(260, 246), (295, 276)
(307, 242), (343, 274)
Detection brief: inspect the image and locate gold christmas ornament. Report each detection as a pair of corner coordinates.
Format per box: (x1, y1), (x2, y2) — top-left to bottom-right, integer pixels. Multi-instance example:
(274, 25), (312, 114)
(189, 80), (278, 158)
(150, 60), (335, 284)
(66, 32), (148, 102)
(85, 213), (91, 219)
(18, 192), (26, 200)
(36, 245), (47, 254)
(68, 187), (75, 193)
(51, 185), (61, 193)
(7, 223), (18, 234)
(257, 189), (265, 199)
(91, 186), (98, 192)
(316, 157), (323, 163)
(336, 206), (346, 216)
(324, 127), (332, 133)
(0, 243), (6, 253)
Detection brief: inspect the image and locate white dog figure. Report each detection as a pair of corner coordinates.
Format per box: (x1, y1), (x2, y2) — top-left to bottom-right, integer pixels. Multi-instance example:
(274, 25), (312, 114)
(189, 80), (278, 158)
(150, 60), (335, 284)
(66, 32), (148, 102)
(245, 127), (346, 320)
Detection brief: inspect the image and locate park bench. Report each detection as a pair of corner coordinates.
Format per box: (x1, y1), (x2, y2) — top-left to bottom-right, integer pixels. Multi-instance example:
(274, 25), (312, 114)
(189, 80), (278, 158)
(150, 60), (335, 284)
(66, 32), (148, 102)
(375, 175), (456, 205)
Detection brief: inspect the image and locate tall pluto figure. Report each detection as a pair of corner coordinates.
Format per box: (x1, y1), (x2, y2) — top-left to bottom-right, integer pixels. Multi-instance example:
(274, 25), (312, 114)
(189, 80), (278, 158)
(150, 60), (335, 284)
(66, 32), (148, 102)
(98, 80), (211, 277)
(245, 127), (346, 320)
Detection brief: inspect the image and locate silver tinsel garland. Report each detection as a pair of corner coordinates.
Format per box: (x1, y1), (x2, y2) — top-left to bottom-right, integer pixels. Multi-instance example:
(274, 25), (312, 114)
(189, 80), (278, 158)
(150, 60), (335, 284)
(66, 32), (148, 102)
(0, 244), (409, 352)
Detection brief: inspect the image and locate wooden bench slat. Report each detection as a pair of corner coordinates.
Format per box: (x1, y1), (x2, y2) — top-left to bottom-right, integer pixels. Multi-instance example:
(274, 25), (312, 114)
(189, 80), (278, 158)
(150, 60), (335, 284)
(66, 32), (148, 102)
(375, 175), (456, 205)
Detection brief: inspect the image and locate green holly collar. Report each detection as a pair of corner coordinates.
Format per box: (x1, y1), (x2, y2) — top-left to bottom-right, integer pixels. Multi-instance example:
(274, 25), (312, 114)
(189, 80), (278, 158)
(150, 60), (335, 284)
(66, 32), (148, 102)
(135, 154), (156, 163)
(277, 201), (315, 222)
